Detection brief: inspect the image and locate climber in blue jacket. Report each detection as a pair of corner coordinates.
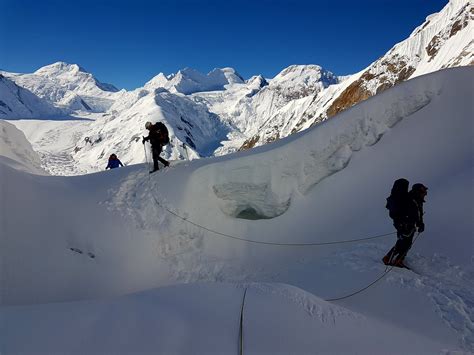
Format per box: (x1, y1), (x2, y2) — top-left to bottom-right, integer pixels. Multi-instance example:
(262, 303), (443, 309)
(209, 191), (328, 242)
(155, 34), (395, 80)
(105, 153), (124, 170)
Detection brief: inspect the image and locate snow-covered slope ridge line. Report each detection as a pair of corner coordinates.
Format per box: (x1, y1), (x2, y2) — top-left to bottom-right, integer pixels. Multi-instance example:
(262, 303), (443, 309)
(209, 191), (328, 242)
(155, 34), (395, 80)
(240, 0), (473, 150)
(1, 283), (448, 354)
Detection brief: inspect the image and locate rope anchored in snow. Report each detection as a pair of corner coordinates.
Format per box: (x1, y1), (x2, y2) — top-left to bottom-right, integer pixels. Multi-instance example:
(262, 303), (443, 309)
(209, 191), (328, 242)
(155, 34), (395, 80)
(143, 153), (421, 303)
(325, 232), (422, 302)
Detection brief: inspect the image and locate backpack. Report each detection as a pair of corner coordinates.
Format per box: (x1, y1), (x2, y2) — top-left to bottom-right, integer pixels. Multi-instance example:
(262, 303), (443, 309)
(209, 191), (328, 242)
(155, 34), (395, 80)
(155, 122), (169, 145)
(386, 178), (409, 220)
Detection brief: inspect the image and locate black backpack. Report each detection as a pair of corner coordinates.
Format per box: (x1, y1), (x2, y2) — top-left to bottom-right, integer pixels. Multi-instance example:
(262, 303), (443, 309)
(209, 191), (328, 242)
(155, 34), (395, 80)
(155, 122), (170, 145)
(386, 178), (409, 220)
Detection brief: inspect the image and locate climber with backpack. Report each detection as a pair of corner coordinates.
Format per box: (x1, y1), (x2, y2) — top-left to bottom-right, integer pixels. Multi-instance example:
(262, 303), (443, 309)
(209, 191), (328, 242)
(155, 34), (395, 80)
(142, 121), (170, 173)
(382, 179), (428, 268)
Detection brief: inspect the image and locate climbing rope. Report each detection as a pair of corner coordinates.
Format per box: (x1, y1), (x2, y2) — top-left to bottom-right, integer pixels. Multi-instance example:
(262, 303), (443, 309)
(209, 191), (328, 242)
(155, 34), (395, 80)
(239, 287), (248, 355)
(143, 152), (395, 246)
(325, 232), (422, 302)
(143, 150), (422, 304)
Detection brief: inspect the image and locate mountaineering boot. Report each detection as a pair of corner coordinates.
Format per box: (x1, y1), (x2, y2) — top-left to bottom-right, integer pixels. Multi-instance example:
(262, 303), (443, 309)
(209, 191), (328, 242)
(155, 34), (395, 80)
(382, 247), (395, 265)
(393, 258), (410, 269)
(149, 168), (159, 174)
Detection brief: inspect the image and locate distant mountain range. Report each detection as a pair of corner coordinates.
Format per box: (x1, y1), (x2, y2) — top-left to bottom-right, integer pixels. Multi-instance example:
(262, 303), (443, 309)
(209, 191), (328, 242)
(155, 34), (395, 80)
(0, 0), (472, 174)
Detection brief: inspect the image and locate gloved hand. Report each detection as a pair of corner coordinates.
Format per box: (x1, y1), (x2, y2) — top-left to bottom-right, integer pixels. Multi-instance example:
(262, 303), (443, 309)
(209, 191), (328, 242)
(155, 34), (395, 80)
(142, 136), (146, 144)
(417, 223), (425, 233)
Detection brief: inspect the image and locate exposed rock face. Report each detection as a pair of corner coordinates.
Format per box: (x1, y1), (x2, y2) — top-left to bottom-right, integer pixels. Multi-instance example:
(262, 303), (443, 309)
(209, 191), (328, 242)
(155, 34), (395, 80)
(240, 135), (260, 150)
(426, 3), (472, 62)
(326, 56), (416, 118)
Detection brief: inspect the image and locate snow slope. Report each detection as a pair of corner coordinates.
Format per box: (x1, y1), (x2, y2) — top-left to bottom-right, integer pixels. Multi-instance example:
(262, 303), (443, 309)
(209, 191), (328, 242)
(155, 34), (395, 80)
(0, 120), (47, 174)
(1, 67), (473, 353)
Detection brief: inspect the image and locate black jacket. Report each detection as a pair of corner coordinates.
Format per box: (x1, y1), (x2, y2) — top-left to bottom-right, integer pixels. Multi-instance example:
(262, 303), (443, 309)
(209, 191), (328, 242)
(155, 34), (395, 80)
(144, 124), (164, 146)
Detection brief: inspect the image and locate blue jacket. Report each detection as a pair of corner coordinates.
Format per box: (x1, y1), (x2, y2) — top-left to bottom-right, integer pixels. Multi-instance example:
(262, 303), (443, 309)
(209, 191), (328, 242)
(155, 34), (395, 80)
(106, 158), (123, 169)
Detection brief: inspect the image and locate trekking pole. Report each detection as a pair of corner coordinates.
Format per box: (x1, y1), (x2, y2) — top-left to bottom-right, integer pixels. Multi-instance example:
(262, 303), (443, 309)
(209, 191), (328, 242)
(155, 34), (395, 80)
(143, 143), (149, 171)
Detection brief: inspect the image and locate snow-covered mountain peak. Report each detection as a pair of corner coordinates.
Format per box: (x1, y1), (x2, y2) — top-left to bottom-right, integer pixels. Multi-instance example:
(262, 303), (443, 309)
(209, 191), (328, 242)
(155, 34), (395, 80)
(207, 67), (245, 84)
(270, 64), (338, 89)
(246, 75), (269, 89)
(2, 62), (121, 112)
(33, 61), (119, 93)
(34, 61), (87, 77)
(144, 67), (245, 94)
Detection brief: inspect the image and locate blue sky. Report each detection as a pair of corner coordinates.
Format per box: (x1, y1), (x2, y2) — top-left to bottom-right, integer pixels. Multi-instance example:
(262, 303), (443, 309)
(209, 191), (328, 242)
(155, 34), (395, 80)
(1, 0), (448, 90)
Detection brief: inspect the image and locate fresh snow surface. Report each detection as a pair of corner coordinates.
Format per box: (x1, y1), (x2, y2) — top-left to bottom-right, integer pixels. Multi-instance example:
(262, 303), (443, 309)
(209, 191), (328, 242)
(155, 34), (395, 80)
(1, 67), (473, 353)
